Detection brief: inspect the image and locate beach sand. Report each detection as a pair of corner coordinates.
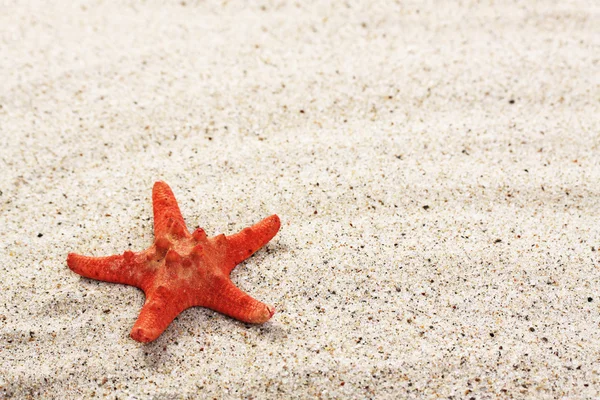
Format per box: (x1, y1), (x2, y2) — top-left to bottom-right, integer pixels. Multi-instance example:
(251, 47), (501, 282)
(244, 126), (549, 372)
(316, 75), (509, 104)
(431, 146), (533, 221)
(1, 0), (599, 398)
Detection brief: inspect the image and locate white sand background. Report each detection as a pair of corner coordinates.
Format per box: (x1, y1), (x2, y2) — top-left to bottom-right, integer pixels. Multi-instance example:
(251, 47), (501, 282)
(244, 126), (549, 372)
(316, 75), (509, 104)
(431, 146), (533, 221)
(1, 0), (599, 398)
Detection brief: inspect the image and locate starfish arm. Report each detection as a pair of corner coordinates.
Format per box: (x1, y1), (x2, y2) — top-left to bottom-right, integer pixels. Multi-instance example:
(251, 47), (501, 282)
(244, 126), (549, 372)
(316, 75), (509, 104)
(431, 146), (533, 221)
(202, 277), (275, 324)
(130, 286), (190, 342)
(225, 214), (281, 273)
(152, 181), (189, 238)
(67, 252), (148, 288)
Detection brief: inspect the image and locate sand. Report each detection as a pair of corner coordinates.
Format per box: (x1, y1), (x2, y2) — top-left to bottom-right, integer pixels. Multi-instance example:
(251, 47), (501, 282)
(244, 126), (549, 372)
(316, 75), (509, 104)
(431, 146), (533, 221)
(1, 0), (599, 398)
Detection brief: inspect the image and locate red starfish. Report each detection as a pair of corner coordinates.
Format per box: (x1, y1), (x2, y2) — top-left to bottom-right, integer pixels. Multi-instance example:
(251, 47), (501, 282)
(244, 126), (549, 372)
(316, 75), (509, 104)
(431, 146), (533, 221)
(67, 181), (280, 343)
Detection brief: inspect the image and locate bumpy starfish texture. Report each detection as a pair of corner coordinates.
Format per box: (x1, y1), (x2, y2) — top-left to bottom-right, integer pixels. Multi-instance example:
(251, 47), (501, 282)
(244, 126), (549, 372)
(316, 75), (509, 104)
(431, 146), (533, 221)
(67, 181), (280, 343)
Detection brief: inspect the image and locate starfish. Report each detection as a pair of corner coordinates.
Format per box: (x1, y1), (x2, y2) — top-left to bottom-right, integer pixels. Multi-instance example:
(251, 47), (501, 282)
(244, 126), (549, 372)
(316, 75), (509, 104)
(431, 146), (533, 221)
(67, 181), (280, 343)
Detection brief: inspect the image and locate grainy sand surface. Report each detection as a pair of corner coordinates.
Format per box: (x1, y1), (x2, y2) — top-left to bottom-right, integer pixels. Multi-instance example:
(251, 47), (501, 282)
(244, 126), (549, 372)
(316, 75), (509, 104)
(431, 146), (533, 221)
(1, 1), (599, 398)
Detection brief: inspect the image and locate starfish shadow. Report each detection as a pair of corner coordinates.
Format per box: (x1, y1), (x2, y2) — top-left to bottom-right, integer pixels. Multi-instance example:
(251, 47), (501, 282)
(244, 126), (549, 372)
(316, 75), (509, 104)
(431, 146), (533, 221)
(263, 242), (289, 254)
(138, 307), (288, 366)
